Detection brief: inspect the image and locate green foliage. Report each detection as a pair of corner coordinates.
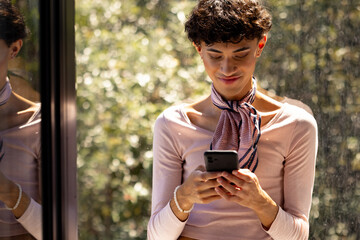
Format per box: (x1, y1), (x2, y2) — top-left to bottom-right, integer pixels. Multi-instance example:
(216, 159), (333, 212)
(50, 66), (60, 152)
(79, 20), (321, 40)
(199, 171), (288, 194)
(76, 0), (206, 239)
(76, 0), (360, 239)
(256, 1), (360, 239)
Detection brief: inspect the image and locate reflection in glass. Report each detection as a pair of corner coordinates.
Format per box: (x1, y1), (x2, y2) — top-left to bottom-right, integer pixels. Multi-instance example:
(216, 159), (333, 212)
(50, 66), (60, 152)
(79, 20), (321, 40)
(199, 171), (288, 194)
(0, 0), (41, 239)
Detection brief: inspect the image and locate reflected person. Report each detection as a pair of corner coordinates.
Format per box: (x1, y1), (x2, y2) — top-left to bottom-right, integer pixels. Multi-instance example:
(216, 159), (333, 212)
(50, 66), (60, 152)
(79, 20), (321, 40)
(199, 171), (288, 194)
(0, 1), (41, 239)
(148, 0), (318, 239)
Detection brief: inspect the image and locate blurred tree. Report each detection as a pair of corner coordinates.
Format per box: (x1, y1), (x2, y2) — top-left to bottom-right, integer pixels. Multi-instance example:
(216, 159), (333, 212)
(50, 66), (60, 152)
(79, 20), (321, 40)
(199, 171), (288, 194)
(76, 1), (205, 239)
(257, 1), (360, 239)
(76, 0), (360, 239)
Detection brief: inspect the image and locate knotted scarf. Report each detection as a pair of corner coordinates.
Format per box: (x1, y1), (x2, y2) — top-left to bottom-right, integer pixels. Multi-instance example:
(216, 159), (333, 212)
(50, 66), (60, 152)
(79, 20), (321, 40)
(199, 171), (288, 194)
(0, 78), (12, 106)
(210, 77), (261, 172)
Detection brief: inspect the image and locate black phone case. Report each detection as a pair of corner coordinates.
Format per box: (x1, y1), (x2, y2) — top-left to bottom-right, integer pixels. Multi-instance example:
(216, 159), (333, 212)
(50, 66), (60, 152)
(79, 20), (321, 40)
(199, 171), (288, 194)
(204, 150), (239, 172)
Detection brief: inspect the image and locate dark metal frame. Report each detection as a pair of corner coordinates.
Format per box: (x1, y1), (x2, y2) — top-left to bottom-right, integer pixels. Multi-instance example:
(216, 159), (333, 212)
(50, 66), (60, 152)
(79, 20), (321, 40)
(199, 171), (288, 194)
(40, 0), (77, 239)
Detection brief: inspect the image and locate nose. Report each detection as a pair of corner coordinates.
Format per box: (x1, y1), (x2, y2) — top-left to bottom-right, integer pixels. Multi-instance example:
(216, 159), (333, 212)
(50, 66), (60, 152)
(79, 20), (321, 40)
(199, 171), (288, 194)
(220, 58), (237, 75)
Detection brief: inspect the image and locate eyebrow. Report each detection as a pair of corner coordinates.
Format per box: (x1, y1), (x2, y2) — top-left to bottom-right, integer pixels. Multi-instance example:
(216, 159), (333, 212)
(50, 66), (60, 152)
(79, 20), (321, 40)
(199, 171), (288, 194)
(207, 47), (250, 53)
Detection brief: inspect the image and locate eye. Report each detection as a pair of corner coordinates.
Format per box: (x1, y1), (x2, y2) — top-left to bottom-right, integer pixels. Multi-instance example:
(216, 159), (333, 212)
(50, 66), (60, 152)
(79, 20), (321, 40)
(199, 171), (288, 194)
(209, 54), (222, 60)
(234, 53), (249, 59)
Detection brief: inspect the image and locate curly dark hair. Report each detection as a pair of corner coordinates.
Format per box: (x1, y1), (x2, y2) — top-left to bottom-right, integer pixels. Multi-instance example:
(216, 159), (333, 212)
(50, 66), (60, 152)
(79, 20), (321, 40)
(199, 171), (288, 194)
(0, 0), (28, 47)
(185, 0), (272, 45)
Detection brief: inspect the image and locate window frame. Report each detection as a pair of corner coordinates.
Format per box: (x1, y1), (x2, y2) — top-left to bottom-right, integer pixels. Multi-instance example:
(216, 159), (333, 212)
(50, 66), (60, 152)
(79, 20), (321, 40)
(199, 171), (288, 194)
(40, 0), (77, 239)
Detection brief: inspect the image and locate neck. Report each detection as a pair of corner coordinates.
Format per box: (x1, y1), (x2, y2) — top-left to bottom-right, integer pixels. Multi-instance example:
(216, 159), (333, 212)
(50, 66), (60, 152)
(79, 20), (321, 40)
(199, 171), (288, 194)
(0, 72), (7, 89)
(0, 78), (12, 106)
(211, 77), (256, 111)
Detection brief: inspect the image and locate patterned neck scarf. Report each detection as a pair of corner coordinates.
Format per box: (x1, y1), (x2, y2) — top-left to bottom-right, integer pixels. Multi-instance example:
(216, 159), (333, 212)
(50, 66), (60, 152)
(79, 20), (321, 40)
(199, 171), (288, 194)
(210, 77), (261, 172)
(0, 78), (12, 106)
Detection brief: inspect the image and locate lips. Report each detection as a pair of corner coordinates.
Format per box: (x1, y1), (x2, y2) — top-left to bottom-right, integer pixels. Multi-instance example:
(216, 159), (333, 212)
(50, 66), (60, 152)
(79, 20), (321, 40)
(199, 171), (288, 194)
(218, 76), (241, 84)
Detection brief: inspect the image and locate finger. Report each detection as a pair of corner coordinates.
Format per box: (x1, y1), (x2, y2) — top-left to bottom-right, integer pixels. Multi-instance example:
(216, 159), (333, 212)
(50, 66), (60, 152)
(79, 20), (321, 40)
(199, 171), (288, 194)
(220, 174), (250, 192)
(200, 195), (222, 204)
(221, 172), (246, 187)
(217, 177), (240, 195)
(195, 165), (206, 172)
(232, 169), (254, 182)
(198, 188), (221, 200)
(200, 171), (223, 182)
(196, 179), (221, 191)
(194, 165), (221, 181)
(215, 186), (238, 201)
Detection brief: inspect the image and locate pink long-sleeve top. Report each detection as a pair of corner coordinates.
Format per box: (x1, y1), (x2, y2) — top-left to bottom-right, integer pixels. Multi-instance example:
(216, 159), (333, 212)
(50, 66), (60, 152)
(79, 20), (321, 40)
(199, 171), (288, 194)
(148, 101), (318, 240)
(0, 105), (42, 239)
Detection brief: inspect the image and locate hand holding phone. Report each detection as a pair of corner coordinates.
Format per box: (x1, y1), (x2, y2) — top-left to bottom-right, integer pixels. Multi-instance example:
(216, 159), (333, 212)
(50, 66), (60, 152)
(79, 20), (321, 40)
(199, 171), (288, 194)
(204, 150), (239, 172)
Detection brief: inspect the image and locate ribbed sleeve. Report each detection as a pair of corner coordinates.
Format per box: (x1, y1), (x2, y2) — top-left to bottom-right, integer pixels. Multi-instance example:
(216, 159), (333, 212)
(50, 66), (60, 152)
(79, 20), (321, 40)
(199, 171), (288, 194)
(17, 198), (42, 240)
(266, 107), (318, 240)
(147, 110), (187, 239)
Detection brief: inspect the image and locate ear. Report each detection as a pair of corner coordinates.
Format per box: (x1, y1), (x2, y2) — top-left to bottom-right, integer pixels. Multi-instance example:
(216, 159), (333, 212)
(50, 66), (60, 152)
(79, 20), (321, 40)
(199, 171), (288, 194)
(193, 42), (203, 56)
(256, 35), (267, 57)
(9, 39), (23, 59)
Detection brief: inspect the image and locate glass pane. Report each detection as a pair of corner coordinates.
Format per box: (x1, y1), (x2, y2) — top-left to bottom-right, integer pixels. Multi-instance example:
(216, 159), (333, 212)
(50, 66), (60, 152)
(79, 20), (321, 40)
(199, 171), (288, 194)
(256, 1), (360, 239)
(0, 0), (41, 239)
(76, 0), (359, 239)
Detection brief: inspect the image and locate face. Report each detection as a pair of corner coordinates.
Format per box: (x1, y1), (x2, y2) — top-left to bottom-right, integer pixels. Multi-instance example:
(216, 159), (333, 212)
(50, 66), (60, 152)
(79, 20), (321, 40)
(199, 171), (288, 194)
(0, 39), (22, 81)
(196, 36), (266, 100)
(0, 40), (10, 66)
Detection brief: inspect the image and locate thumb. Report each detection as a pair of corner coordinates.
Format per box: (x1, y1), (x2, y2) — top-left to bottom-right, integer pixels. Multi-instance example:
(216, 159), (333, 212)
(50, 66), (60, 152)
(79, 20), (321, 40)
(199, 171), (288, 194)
(194, 165), (206, 172)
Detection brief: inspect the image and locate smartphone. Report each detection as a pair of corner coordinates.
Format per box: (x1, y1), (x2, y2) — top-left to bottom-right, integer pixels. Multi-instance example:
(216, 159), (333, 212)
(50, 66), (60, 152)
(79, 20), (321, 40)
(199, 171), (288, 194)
(204, 150), (239, 172)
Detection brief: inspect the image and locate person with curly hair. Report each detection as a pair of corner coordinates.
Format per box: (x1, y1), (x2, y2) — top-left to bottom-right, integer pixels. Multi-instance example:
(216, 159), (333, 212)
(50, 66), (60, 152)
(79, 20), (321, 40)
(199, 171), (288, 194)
(147, 0), (317, 239)
(0, 1), (41, 239)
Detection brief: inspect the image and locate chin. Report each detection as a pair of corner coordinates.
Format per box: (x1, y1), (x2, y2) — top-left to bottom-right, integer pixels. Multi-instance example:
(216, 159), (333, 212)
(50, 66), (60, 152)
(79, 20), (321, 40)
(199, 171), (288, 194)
(216, 85), (249, 101)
